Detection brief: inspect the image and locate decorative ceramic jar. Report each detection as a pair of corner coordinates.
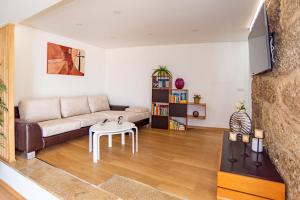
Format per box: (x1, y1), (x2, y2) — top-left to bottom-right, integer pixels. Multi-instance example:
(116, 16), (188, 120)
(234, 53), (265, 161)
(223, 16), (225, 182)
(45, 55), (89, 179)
(175, 78), (184, 89)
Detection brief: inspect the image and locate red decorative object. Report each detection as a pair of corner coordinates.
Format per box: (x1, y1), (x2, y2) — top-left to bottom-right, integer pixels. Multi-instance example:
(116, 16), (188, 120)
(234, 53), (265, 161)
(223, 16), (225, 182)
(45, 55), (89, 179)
(175, 78), (185, 89)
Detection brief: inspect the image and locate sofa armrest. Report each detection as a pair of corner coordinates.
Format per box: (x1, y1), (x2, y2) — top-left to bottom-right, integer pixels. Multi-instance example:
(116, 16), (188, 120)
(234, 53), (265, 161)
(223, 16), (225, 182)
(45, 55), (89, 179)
(15, 119), (44, 153)
(110, 105), (129, 111)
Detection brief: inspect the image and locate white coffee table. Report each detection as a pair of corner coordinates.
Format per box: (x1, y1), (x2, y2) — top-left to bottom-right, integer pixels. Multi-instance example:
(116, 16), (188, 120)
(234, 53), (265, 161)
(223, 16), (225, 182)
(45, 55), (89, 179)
(89, 121), (138, 163)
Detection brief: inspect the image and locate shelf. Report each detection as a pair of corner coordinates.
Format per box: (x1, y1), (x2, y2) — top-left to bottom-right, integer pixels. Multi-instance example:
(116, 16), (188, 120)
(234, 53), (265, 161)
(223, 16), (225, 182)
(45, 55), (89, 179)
(187, 115), (206, 119)
(152, 88), (171, 90)
(171, 89), (188, 91)
(188, 102), (206, 106)
(169, 102), (187, 105)
(152, 102), (169, 105)
(169, 115), (187, 118)
(151, 114), (168, 117)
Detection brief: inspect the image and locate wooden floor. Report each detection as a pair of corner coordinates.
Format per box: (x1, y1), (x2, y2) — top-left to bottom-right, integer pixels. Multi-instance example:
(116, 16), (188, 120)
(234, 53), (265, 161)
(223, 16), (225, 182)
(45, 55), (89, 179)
(37, 128), (224, 200)
(0, 180), (24, 200)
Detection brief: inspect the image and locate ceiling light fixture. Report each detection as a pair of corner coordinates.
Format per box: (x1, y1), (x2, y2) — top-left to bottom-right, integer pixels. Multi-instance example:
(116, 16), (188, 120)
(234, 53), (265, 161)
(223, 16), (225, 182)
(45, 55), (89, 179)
(75, 23), (83, 26)
(113, 10), (121, 15)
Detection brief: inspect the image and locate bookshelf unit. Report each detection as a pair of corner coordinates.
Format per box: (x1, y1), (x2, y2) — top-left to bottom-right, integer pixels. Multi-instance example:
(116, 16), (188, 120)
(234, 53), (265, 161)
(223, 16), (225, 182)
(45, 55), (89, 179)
(151, 75), (172, 129)
(169, 89), (188, 131)
(151, 75), (207, 131)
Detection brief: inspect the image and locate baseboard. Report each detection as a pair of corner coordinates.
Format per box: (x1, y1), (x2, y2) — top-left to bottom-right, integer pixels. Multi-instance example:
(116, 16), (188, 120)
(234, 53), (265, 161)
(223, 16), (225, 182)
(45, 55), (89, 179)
(0, 161), (58, 200)
(0, 179), (24, 199)
(187, 125), (229, 132)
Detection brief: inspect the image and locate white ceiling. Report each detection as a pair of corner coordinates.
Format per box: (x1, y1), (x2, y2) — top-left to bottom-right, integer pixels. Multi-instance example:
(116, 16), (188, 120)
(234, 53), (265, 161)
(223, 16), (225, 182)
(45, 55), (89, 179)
(0, 0), (60, 26)
(22, 0), (260, 49)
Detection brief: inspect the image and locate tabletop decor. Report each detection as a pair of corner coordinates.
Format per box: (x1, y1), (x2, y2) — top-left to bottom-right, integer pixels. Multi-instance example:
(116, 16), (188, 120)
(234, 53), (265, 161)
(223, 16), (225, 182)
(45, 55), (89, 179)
(253, 129), (264, 167)
(228, 132), (238, 163)
(193, 94), (201, 104)
(47, 42), (85, 76)
(117, 116), (124, 125)
(229, 101), (252, 135)
(241, 134), (250, 157)
(192, 111), (199, 117)
(175, 78), (185, 89)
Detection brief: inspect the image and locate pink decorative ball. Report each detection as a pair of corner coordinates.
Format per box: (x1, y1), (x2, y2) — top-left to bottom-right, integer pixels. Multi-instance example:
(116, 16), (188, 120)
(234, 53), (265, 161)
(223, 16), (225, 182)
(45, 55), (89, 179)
(175, 78), (185, 89)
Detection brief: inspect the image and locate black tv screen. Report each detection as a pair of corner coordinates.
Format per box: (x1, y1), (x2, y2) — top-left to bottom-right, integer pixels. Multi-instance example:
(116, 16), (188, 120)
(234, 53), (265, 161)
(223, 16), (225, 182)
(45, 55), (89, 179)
(248, 4), (272, 75)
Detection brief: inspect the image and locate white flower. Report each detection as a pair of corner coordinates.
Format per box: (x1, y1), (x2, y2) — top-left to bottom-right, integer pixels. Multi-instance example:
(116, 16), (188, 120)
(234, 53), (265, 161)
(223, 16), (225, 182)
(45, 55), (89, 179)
(235, 100), (246, 112)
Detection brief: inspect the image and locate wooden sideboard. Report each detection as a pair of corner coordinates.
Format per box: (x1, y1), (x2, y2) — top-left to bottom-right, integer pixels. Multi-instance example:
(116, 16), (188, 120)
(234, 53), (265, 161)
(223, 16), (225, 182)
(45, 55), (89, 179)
(217, 132), (285, 200)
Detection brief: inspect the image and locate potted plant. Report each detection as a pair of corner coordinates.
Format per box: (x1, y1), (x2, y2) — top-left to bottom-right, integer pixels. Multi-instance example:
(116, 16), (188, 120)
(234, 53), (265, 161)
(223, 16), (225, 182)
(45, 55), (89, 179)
(0, 80), (7, 148)
(152, 65), (172, 77)
(193, 94), (201, 104)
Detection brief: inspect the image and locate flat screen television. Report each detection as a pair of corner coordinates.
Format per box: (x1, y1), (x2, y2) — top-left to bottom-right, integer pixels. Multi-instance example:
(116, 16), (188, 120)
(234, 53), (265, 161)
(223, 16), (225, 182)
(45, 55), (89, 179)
(248, 3), (273, 75)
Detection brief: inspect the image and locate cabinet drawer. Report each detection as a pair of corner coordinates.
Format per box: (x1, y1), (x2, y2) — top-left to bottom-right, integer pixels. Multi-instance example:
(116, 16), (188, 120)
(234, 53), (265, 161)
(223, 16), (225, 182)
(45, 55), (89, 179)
(217, 187), (268, 200)
(217, 171), (285, 200)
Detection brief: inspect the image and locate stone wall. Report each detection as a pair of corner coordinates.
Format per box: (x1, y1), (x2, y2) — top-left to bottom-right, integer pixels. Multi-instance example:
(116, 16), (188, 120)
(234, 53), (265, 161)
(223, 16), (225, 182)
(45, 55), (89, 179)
(252, 0), (300, 199)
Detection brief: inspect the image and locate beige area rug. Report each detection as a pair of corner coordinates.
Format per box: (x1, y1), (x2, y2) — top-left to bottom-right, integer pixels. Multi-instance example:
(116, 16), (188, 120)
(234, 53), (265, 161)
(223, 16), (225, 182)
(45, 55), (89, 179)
(99, 175), (185, 200)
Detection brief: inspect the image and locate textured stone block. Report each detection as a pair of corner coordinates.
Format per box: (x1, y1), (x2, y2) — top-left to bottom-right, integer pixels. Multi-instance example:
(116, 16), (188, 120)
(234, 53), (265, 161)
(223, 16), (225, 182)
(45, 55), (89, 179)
(252, 0), (300, 199)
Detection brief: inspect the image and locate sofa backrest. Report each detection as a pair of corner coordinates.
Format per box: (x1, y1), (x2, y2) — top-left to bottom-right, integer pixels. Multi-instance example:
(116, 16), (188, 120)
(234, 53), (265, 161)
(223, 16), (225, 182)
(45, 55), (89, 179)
(18, 98), (61, 122)
(87, 95), (110, 112)
(60, 96), (91, 118)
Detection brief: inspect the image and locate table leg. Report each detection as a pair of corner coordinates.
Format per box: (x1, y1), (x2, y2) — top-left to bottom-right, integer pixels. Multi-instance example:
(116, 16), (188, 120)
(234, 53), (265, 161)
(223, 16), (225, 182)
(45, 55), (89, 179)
(89, 129), (92, 152)
(108, 134), (112, 147)
(97, 135), (101, 161)
(134, 127), (138, 152)
(131, 130), (135, 154)
(93, 133), (97, 163)
(121, 132), (125, 145)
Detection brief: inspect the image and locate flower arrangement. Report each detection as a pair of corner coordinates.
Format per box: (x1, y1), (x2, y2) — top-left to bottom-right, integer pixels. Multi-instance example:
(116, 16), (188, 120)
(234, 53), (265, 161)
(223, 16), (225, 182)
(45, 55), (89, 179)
(235, 100), (246, 112)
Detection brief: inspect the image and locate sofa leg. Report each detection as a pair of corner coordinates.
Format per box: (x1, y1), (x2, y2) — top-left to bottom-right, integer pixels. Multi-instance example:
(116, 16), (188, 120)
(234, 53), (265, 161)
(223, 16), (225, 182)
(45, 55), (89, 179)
(26, 151), (36, 159)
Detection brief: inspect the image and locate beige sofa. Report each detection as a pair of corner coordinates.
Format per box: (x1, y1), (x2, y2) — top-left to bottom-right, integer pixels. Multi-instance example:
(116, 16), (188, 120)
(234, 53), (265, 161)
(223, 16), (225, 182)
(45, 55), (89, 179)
(15, 95), (150, 158)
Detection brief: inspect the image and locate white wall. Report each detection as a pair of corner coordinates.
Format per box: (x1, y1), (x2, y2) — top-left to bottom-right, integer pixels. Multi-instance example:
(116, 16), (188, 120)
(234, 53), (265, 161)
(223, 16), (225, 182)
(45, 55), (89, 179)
(105, 43), (251, 128)
(0, 0), (60, 26)
(14, 24), (106, 104)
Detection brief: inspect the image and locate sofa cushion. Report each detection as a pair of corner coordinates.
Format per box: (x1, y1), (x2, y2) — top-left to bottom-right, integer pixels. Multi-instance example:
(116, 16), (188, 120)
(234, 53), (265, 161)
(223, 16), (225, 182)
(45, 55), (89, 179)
(88, 95), (110, 112)
(100, 111), (150, 123)
(69, 113), (108, 127)
(125, 107), (149, 113)
(19, 98), (61, 122)
(38, 118), (81, 137)
(60, 96), (91, 118)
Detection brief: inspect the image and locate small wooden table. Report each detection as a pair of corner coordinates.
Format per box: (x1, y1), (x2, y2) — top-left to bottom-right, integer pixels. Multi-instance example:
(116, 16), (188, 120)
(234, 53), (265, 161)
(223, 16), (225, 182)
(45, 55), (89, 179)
(217, 132), (285, 200)
(89, 121), (138, 163)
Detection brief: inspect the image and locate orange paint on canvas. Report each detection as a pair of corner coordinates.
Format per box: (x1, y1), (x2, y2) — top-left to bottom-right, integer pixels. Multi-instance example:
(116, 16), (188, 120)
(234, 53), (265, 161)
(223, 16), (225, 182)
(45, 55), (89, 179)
(47, 42), (85, 76)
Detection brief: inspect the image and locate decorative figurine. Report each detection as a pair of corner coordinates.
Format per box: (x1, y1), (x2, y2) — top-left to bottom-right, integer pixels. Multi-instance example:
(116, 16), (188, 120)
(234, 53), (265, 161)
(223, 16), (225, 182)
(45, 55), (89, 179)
(117, 116), (124, 125)
(193, 111), (199, 117)
(229, 101), (252, 135)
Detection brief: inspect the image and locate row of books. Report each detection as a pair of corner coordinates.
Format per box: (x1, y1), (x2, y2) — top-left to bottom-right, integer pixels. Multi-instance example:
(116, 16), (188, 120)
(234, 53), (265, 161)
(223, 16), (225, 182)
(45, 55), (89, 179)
(152, 104), (169, 116)
(170, 92), (187, 103)
(169, 119), (185, 131)
(152, 76), (170, 88)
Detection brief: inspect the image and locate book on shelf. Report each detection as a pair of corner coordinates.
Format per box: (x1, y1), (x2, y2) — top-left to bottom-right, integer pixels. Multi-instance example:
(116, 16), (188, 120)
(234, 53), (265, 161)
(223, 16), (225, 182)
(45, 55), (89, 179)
(170, 92), (187, 103)
(152, 76), (170, 89)
(152, 103), (169, 116)
(169, 119), (186, 131)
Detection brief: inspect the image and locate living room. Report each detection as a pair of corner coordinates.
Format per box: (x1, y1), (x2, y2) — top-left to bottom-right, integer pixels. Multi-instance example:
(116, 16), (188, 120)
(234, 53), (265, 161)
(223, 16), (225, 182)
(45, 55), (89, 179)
(0, 0), (299, 199)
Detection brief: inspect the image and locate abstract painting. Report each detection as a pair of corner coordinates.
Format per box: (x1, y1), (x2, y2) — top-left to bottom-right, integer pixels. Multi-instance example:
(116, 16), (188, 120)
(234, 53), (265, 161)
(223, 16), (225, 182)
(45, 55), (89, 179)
(47, 42), (85, 76)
